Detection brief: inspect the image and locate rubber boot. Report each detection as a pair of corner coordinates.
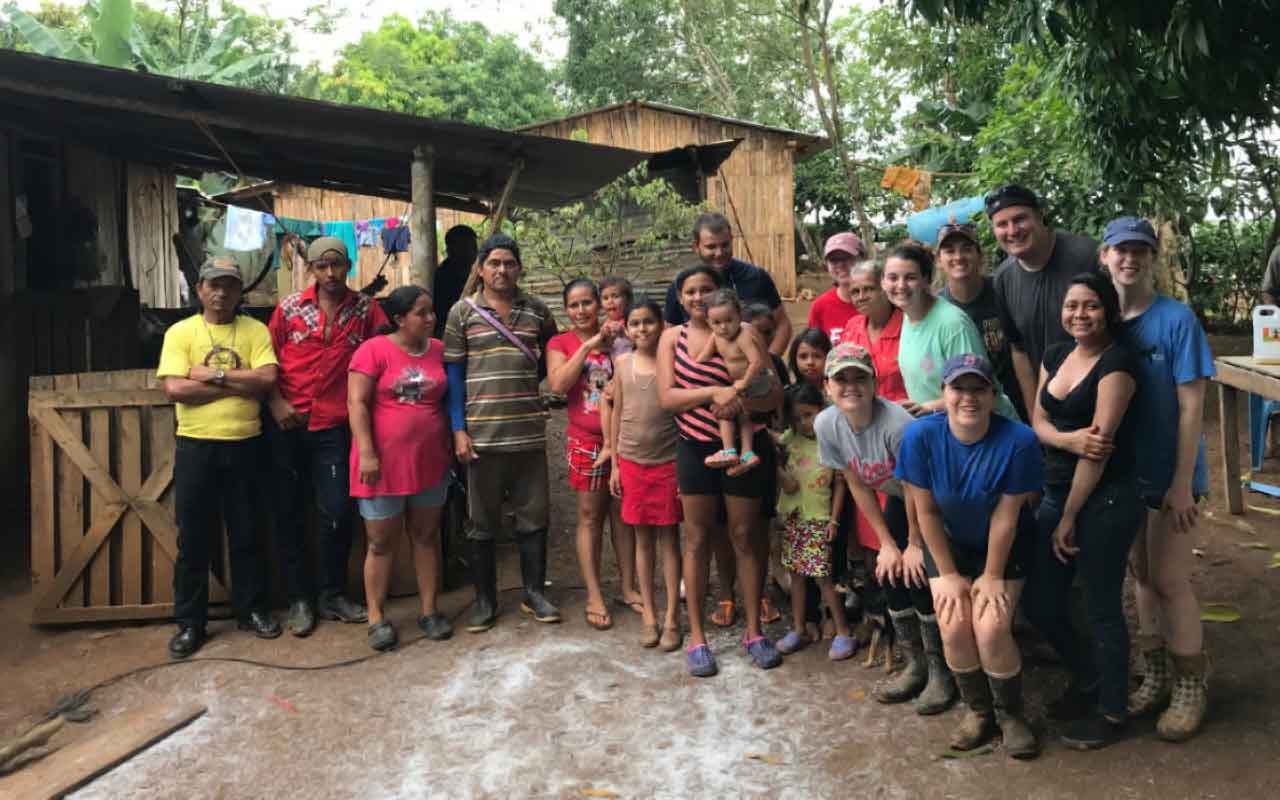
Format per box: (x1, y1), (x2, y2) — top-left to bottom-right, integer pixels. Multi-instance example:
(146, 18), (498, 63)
(990, 671), (1039, 759)
(950, 667), (997, 751)
(1156, 651), (1209, 742)
(465, 538), (498, 633)
(915, 614), (957, 715)
(873, 609), (926, 703)
(1128, 635), (1172, 717)
(517, 529), (561, 623)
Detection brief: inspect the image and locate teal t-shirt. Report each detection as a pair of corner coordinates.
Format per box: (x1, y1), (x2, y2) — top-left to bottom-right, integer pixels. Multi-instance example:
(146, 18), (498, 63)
(898, 296), (1019, 420)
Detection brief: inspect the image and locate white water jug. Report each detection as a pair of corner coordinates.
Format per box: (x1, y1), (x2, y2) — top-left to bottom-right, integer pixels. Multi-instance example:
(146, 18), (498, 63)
(1255, 305), (1280, 364)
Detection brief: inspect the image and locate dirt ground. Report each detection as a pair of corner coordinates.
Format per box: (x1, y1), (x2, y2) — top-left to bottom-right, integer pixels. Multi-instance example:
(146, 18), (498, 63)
(1, 328), (1279, 799)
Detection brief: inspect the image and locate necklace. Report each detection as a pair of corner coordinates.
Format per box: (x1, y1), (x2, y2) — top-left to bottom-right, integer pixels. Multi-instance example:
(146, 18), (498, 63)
(393, 333), (430, 357)
(201, 316), (242, 369)
(631, 356), (657, 391)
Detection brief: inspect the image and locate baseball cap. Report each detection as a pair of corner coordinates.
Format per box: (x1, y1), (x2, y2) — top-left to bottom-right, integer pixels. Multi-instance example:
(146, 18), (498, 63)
(307, 236), (351, 262)
(937, 222), (979, 247)
(983, 184), (1040, 218)
(1102, 216), (1158, 248)
(941, 353), (995, 385)
(823, 232), (866, 260)
(824, 342), (876, 379)
(198, 256), (242, 283)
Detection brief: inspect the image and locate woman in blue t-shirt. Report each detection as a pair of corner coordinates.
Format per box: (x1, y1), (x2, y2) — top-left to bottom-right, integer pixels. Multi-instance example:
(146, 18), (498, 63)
(1100, 217), (1215, 742)
(1023, 272), (1144, 750)
(895, 353), (1043, 760)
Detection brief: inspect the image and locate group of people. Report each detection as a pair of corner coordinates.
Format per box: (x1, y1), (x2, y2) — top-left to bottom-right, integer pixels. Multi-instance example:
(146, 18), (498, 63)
(158, 187), (1215, 758)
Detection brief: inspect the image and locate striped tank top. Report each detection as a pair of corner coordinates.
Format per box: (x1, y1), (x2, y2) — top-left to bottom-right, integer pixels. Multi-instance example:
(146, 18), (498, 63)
(673, 325), (733, 442)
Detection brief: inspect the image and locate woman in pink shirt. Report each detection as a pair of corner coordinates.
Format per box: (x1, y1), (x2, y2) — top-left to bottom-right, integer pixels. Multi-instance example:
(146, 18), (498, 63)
(806, 232), (868, 346)
(348, 286), (453, 651)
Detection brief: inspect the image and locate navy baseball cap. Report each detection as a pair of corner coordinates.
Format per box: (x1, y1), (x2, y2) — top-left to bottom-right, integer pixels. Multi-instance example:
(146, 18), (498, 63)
(1102, 216), (1158, 248)
(984, 185), (1040, 218)
(941, 353), (995, 385)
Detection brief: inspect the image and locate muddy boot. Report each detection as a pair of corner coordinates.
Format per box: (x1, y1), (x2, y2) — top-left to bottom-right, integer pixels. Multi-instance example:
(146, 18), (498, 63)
(874, 609), (926, 703)
(1128, 635), (1172, 717)
(1157, 651), (1209, 742)
(990, 672), (1039, 759)
(466, 538), (498, 633)
(517, 529), (561, 623)
(950, 668), (997, 751)
(915, 614), (957, 715)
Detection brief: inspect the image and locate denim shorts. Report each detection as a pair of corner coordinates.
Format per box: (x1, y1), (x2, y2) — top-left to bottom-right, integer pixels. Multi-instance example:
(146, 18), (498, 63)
(357, 476), (449, 520)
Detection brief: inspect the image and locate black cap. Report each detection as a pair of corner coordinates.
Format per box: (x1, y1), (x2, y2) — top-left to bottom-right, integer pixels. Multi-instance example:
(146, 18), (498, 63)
(984, 185), (1040, 218)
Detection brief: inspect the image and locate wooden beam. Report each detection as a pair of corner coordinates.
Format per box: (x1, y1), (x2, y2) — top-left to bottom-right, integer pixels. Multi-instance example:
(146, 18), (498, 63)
(463, 160), (525, 297)
(410, 145), (438, 289)
(1219, 382), (1244, 515)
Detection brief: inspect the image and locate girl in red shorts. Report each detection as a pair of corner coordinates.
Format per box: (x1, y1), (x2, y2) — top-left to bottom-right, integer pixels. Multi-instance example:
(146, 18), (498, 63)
(606, 300), (683, 651)
(547, 279), (641, 630)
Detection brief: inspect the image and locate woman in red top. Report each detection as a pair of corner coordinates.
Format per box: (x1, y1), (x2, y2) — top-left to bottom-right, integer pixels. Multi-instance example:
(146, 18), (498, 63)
(348, 286), (452, 651)
(806, 232), (868, 346)
(844, 260), (907, 402)
(547, 279), (640, 631)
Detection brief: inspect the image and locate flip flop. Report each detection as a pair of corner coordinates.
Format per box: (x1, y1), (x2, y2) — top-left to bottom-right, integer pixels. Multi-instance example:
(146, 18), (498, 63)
(585, 607), (613, 630)
(704, 448), (739, 469)
(710, 599), (736, 627)
(759, 597), (782, 624)
(616, 596), (645, 615)
(725, 451), (759, 476)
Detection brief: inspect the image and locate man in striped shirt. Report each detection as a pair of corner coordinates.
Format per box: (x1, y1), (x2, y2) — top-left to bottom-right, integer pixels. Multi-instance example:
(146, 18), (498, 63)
(443, 233), (560, 632)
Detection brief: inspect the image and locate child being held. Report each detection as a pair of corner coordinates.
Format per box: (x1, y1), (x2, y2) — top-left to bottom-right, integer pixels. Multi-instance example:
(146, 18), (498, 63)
(697, 288), (769, 471)
(600, 275), (635, 358)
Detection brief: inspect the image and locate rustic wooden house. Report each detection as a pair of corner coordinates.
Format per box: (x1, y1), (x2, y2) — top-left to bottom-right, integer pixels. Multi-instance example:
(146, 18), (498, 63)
(517, 100), (829, 299)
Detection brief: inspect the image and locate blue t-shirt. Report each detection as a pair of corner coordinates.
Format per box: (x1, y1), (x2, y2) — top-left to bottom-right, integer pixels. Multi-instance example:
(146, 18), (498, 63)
(1122, 295), (1215, 499)
(894, 413), (1044, 550)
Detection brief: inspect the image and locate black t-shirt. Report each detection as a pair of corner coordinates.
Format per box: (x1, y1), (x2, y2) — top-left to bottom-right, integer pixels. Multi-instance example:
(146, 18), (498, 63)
(941, 277), (1027, 422)
(993, 231), (1099, 372)
(663, 258), (782, 325)
(433, 255), (470, 337)
(1039, 341), (1140, 487)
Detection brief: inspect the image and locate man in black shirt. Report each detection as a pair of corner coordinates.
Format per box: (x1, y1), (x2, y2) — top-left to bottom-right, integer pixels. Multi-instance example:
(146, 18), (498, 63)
(663, 212), (792, 356)
(986, 185), (1099, 409)
(432, 225), (478, 338)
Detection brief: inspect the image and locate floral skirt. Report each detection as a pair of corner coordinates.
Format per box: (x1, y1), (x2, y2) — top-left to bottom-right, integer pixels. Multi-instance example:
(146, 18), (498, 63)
(780, 511), (832, 578)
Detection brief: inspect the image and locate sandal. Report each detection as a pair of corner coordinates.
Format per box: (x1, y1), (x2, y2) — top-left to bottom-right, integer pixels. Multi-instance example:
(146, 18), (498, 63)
(710, 599), (737, 627)
(759, 597), (782, 625)
(640, 622), (660, 648)
(660, 624), (683, 652)
(776, 630), (808, 655)
(585, 607), (613, 630)
(725, 451), (759, 476)
(616, 596), (645, 615)
(704, 448), (739, 469)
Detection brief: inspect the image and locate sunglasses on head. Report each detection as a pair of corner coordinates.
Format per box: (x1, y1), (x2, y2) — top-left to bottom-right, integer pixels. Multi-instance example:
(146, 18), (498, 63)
(938, 223), (976, 238)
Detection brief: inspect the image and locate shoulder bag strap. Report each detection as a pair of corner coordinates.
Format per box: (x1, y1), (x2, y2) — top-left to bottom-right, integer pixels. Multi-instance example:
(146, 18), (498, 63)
(464, 297), (539, 366)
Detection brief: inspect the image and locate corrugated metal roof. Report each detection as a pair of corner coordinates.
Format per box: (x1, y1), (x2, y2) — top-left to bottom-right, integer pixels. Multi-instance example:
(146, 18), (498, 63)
(0, 51), (650, 209)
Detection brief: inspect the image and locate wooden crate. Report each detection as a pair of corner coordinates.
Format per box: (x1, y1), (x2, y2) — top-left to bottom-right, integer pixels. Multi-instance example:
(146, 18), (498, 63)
(27, 369), (230, 624)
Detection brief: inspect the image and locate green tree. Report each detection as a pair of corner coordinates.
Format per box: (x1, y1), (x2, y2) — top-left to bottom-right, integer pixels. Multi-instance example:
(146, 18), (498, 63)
(316, 12), (560, 128)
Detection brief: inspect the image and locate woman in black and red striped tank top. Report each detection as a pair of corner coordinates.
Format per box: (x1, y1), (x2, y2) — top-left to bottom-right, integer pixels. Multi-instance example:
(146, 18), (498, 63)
(657, 265), (784, 677)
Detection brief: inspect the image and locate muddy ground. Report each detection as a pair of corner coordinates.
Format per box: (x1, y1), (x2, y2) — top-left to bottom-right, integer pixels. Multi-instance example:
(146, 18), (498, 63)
(0, 329), (1278, 799)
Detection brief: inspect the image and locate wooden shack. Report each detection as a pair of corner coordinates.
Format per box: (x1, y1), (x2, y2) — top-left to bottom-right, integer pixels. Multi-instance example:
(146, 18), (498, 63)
(517, 100), (828, 299)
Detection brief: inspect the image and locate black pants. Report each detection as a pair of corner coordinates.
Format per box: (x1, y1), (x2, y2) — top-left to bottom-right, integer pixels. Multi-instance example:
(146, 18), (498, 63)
(173, 436), (268, 628)
(265, 420), (354, 601)
(1023, 481), (1143, 717)
(878, 495), (935, 616)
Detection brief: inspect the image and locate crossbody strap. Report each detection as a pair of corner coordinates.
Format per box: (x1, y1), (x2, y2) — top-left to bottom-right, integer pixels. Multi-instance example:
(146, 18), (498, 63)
(464, 297), (539, 365)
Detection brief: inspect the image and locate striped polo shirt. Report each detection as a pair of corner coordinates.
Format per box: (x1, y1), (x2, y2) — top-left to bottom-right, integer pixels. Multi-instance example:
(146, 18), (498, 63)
(443, 289), (557, 452)
(672, 325), (733, 442)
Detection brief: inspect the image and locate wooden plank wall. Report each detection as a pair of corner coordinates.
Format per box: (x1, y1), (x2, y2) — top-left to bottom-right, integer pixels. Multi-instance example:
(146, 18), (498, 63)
(65, 146), (124, 286)
(126, 164), (182, 308)
(524, 105), (799, 298)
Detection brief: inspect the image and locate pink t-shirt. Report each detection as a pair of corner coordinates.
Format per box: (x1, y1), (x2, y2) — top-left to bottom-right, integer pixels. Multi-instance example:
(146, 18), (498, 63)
(348, 336), (450, 498)
(807, 288), (861, 346)
(548, 330), (614, 442)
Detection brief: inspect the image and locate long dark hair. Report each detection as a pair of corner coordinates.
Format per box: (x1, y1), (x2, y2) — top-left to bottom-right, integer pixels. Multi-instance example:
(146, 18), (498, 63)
(562, 277), (599, 304)
(377, 285), (431, 334)
(624, 299), (664, 325)
(674, 264), (724, 293)
(783, 382), (826, 430)
(886, 241), (936, 284)
(1066, 271), (1124, 339)
(787, 327), (833, 383)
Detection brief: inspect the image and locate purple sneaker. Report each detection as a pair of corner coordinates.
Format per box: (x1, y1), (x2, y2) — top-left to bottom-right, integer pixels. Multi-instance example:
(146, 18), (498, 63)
(776, 630), (806, 655)
(829, 634), (855, 661)
(687, 644), (719, 677)
(745, 636), (782, 670)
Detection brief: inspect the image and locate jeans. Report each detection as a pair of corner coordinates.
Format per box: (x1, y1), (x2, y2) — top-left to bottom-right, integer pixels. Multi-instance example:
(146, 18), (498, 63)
(265, 420), (354, 601)
(1024, 480), (1143, 717)
(173, 437), (268, 628)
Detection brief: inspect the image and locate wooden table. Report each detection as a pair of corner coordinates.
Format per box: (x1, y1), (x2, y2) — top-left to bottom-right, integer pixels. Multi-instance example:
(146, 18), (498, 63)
(1215, 356), (1280, 514)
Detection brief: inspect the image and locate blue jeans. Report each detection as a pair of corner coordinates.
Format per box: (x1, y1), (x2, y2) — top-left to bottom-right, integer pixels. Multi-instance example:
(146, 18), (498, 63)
(1024, 480), (1143, 717)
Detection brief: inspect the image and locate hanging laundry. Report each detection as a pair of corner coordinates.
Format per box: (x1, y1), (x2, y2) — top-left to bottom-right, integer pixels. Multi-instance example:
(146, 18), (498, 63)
(270, 216), (325, 271)
(369, 217), (386, 242)
(322, 221), (360, 277)
(224, 205), (268, 251)
(384, 217), (400, 228)
(355, 219), (376, 247)
(381, 223), (410, 255)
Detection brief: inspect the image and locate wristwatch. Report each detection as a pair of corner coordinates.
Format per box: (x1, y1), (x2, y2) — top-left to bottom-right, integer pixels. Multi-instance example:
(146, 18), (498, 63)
(213, 368), (226, 385)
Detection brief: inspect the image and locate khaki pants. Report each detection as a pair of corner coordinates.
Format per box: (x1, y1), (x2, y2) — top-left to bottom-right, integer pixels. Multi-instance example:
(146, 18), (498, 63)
(466, 449), (549, 540)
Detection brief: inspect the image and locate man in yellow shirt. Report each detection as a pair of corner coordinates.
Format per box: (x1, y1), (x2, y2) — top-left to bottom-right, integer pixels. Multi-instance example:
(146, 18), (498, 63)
(157, 258), (281, 658)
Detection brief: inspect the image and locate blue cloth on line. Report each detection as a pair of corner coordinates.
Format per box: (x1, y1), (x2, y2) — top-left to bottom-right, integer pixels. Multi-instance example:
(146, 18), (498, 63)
(322, 221), (360, 277)
(381, 224), (410, 255)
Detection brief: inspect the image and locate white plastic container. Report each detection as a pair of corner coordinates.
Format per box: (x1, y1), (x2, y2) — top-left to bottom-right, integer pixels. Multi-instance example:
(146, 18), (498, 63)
(1255, 305), (1280, 364)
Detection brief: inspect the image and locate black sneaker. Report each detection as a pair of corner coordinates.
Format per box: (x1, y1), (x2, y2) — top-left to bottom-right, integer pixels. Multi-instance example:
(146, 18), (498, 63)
(318, 594), (369, 624)
(1047, 680), (1100, 721)
(237, 609), (282, 639)
(368, 620), (398, 651)
(286, 599), (316, 638)
(168, 625), (205, 659)
(418, 613), (454, 641)
(1060, 715), (1125, 750)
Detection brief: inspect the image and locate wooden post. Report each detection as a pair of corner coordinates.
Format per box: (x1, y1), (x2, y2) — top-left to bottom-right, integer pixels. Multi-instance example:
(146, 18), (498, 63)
(464, 160), (525, 297)
(410, 145), (437, 289)
(1219, 381), (1244, 514)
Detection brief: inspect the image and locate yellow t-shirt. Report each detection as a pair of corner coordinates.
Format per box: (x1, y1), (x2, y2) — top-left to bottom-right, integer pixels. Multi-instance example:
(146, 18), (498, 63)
(777, 429), (834, 522)
(156, 314), (278, 441)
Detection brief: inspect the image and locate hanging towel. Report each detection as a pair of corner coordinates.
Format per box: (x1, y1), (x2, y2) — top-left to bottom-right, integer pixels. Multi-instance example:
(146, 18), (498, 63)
(224, 205), (267, 251)
(322, 221), (360, 277)
(355, 219), (376, 247)
(381, 224), (410, 255)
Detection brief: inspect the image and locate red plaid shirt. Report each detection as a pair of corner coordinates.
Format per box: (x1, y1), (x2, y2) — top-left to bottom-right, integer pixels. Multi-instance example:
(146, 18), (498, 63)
(269, 285), (388, 430)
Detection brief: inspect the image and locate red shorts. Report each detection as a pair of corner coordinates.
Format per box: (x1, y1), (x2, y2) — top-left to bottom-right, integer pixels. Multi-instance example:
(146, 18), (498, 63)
(566, 435), (609, 493)
(854, 491), (888, 551)
(618, 457), (682, 526)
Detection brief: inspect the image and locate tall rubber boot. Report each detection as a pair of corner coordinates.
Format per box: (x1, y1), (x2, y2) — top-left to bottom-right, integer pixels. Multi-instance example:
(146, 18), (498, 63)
(1128, 634), (1173, 717)
(950, 667), (997, 751)
(465, 538), (498, 633)
(517, 529), (561, 623)
(915, 613), (957, 715)
(990, 671), (1039, 759)
(1157, 651), (1209, 742)
(873, 609), (926, 703)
